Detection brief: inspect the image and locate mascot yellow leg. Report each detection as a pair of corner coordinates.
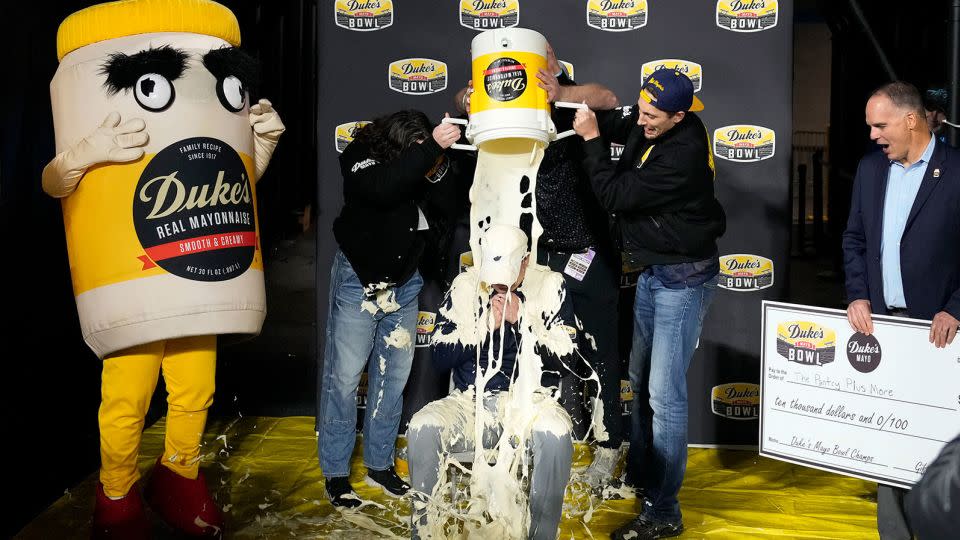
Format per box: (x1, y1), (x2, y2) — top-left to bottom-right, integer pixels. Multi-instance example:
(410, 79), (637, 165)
(99, 335), (216, 495)
(97, 335), (219, 537)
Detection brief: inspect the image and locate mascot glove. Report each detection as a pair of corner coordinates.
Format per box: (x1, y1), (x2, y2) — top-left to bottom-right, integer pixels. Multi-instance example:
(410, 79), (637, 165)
(250, 98), (285, 180)
(42, 111), (148, 198)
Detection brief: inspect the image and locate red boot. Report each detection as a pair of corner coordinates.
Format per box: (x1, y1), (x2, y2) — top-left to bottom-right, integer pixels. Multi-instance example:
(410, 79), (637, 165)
(92, 482), (150, 540)
(144, 459), (224, 538)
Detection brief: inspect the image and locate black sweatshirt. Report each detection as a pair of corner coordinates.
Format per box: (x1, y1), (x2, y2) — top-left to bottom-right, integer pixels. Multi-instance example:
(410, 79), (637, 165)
(582, 107), (726, 265)
(333, 137), (455, 287)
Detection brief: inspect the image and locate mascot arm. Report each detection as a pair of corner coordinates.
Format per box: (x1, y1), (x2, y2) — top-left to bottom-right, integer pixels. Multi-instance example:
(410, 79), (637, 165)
(42, 111), (147, 198)
(249, 98), (285, 182)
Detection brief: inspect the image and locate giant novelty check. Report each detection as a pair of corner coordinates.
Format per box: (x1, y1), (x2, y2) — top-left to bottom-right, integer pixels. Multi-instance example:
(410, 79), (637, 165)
(760, 301), (960, 489)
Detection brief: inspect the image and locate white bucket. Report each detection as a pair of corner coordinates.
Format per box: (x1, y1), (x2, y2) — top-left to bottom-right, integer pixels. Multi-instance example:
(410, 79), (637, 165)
(467, 28), (554, 147)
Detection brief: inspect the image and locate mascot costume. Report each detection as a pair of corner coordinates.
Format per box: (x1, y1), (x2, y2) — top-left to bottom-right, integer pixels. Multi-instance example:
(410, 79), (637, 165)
(43, 0), (284, 536)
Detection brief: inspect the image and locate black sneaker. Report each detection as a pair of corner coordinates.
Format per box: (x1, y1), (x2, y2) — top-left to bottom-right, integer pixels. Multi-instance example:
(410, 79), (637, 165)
(325, 476), (362, 508)
(365, 467), (410, 497)
(611, 516), (683, 540)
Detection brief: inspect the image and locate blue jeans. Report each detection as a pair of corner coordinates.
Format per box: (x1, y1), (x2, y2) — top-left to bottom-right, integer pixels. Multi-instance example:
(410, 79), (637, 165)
(625, 270), (716, 523)
(318, 250), (422, 477)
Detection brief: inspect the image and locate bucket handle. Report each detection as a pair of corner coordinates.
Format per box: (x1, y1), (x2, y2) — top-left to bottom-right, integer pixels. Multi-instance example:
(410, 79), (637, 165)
(441, 117), (477, 151)
(553, 101), (588, 140)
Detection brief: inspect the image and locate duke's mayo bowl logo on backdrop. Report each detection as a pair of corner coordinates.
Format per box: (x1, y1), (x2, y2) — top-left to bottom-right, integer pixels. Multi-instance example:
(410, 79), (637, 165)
(357, 373), (368, 408)
(716, 0), (778, 32)
(335, 121), (371, 153)
(334, 0), (394, 31)
(713, 125), (776, 163)
(559, 60), (575, 80)
(776, 321), (836, 366)
(718, 254), (774, 291)
(846, 332), (882, 373)
(620, 379), (633, 414)
(459, 251), (474, 272)
(134, 137), (256, 282)
(641, 60), (703, 92)
(711, 383), (760, 420)
(587, 0), (648, 32)
(460, 0), (519, 30)
(388, 58), (448, 95)
(416, 311), (437, 347)
(483, 57), (528, 102)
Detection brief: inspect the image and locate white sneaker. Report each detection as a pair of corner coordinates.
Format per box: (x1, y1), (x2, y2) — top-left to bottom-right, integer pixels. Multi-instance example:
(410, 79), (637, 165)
(581, 445), (623, 486)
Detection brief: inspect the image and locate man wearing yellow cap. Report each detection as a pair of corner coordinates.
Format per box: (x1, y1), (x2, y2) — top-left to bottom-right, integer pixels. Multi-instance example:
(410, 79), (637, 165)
(45, 1), (284, 537)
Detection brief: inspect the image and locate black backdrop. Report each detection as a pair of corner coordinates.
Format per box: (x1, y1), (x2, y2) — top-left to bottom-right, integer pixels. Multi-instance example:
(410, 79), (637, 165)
(316, 0), (794, 446)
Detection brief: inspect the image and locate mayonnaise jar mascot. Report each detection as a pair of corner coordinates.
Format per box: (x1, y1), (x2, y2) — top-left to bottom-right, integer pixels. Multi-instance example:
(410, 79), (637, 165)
(43, 1), (284, 537)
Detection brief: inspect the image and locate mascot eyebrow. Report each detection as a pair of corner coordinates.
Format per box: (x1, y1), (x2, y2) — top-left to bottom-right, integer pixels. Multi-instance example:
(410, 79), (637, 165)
(202, 46), (259, 92)
(100, 45), (189, 95)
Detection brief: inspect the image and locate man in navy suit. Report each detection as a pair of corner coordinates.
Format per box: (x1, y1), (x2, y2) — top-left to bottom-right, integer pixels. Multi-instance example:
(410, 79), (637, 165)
(842, 81), (960, 539)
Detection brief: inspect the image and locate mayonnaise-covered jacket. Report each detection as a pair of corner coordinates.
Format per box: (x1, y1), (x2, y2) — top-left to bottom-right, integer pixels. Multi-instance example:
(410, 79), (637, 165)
(431, 265), (579, 393)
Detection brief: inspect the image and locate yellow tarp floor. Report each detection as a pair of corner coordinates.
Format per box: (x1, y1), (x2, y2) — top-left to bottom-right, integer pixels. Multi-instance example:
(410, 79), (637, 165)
(18, 416), (880, 539)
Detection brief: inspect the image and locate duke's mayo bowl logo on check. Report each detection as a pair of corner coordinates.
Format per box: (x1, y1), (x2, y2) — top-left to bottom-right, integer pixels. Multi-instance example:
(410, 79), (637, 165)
(559, 60), (575, 80)
(641, 60), (703, 92)
(718, 254), (774, 291)
(334, 0), (394, 31)
(776, 321), (836, 366)
(587, 0), (648, 32)
(713, 125), (776, 163)
(846, 332), (882, 373)
(388, 58), (448, 95)
(460, 0), (520, 30)
(711, 383), (760, 420)
(335, 121), (370, 153)
(416, 311), (436, 347)
(716, 0), (778, 32)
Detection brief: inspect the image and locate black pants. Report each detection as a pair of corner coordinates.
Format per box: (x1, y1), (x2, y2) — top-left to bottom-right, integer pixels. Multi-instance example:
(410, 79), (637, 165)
(538, 245), (623, 447)
(879, 309), (912, 540)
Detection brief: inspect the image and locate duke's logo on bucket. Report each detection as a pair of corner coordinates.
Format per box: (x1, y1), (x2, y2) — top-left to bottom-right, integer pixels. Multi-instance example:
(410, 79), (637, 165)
(335, 121), (370, 153)
(711, 383), (760, 420)
(460, 0), (519, 30)
(334, 0), (393, 31)
(388, 58), (448, 95)
(776, 321), (836, 366)
(416, 311), (436, 348)
(713, 125), (776, 162)
(718, 254), (774, 291)
(587, 0), (648, 32)
(559, 60), (575, 80)
(641, 60), (702, 92)
(716, 0), (778, 32)
(483, 57), (528, 102)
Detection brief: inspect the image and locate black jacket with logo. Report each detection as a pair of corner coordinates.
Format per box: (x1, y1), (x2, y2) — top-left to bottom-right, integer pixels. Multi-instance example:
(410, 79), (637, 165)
(333, 137), (459, 288)
(582, 108), (725, 265)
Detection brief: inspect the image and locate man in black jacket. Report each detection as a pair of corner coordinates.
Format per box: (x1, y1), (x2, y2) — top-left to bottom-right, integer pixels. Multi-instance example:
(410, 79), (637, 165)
(318, 110), (461, 507)
(573, 68), (725, 539)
